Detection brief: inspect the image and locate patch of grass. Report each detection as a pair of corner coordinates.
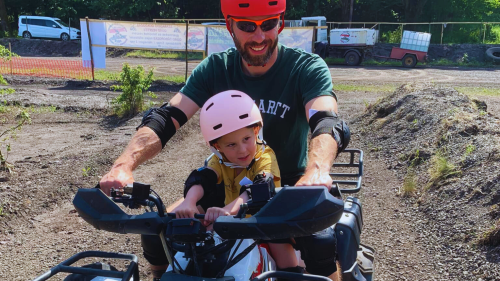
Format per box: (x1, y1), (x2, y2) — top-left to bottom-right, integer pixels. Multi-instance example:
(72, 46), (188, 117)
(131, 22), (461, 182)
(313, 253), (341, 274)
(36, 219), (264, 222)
(426, 58), (498, 68)
(363, 59), (402, 67)
(323, 57), (345, 65)
(153, 74), (186, 84)
(125, 50), (203, 60)
(95, 70), (121, 81)
(0, 202), (5, 216)
(465, 144), (476, 157)
(454, 87), (500, 97)
(0, 88), (15, 95)
(477, 221), (500, 246)
(82, 166), (91, 177)
(95, 69), (185, 84)
(400, 170), (417, 197)
(426, 152), (461, 189)
(333, 83), (397, 93)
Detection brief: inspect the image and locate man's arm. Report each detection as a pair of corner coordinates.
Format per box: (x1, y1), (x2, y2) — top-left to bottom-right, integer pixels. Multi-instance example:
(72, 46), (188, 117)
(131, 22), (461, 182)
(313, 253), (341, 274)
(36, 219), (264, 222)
(295, 95), (338, 189)
(99, 93), (200, 195)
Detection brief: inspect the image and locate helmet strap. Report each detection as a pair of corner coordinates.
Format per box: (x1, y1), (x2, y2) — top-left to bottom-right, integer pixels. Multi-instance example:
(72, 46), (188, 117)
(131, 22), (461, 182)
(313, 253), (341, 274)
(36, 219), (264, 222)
(210, 142), (266, 170)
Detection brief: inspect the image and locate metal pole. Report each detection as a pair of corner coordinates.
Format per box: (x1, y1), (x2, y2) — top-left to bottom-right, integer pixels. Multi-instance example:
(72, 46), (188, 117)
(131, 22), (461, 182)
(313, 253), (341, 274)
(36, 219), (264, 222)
(9, 42), (12, 75)
(85, 17), (95, 81)
(441, 24), (444, 44)
(483, 24), (486, 44)
(349, 0), (354, 28)
(311, 26), (316, 53)
(400, 24), (403, 41)
(185, 20), (188, 82)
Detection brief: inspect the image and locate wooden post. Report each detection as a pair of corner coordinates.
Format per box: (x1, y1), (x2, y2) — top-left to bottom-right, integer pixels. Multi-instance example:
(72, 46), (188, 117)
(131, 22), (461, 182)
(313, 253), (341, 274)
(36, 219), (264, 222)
(85, 17), (95, 81)
(9, 42), (12, 75)
(441, 24), (444, 45)
(400, 24), (404, 41)
(185, 20), (188, 82)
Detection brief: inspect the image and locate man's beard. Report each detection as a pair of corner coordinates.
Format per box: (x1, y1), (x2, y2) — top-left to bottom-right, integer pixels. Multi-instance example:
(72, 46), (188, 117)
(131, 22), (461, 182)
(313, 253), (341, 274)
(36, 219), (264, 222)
(233, 36), (278, 66)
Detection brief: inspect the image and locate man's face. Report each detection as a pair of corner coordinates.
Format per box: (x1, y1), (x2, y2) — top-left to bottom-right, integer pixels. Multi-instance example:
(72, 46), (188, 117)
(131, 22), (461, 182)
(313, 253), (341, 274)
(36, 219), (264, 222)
(230, 15), (280, 66)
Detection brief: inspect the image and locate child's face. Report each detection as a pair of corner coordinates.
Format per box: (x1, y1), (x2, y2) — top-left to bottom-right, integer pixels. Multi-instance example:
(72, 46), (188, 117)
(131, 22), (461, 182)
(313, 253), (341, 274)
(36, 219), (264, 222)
(214, 126), (259, 167)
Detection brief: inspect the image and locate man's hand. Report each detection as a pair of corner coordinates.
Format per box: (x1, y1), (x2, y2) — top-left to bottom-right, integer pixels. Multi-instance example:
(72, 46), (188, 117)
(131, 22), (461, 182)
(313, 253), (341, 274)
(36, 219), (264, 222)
(99, 166), (134, 196)
(296, 168), (333, 190)
(173, 200), (199, 219)
(203, 207), (230, 226)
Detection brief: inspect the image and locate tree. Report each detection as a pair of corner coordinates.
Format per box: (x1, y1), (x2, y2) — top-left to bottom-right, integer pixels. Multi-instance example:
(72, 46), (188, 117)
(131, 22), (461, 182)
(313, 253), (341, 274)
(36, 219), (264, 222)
(0, 0), (10, 35)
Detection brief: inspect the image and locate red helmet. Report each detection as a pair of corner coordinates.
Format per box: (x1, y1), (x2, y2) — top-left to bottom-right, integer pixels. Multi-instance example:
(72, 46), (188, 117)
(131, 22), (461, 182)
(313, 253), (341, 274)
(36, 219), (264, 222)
(221, 0), (286, 33)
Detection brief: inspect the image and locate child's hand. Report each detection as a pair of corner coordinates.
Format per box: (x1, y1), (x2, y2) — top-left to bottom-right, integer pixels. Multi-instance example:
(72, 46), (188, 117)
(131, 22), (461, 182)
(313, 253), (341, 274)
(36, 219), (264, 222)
(203, 207), (230, 226)
(173, 200), (199, 219)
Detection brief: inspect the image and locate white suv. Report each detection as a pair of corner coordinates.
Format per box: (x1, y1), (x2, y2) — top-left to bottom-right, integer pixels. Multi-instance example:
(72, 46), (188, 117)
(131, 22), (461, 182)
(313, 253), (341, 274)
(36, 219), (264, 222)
(18, 16), (81, 41)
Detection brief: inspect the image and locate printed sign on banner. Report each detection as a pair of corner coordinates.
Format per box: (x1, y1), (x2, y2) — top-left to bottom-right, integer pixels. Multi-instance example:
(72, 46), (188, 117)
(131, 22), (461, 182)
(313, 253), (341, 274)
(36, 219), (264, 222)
(207, 26), (314, 55)
(105, 22), (206, 51)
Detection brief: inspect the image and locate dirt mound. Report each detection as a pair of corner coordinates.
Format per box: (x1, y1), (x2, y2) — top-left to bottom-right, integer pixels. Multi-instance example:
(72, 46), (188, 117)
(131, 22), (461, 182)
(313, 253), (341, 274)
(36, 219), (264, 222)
(0, 38), (81, 57)
(352, 84), (500, 279)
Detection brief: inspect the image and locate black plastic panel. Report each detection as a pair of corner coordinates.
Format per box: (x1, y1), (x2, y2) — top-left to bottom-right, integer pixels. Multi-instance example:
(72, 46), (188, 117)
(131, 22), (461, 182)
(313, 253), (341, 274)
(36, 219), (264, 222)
(214, 187), (344, 240)
(73, 189), (166, 235)
(335, 196), (363, 273)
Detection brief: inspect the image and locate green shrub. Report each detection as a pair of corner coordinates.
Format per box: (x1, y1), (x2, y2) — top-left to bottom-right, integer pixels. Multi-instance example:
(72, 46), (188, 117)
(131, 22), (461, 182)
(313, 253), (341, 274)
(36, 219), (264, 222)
(0, 110), (31, 173)
(111, 63), (154, 116)
(381, 25), (403, 43)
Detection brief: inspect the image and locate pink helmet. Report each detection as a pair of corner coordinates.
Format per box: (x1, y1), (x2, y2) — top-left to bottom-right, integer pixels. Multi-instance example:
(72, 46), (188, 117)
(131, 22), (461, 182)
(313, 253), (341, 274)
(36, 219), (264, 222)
(200, 90), (263, 144)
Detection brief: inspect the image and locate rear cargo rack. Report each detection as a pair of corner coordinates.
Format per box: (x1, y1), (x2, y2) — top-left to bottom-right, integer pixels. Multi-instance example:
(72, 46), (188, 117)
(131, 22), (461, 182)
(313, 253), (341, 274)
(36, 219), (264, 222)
(331, 149), (363, 193)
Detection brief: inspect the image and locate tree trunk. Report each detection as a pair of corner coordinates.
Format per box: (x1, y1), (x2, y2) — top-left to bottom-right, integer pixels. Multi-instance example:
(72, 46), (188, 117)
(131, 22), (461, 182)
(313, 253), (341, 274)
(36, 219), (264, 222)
(339, 0), (351, 23)
(0, 0), (10, 34)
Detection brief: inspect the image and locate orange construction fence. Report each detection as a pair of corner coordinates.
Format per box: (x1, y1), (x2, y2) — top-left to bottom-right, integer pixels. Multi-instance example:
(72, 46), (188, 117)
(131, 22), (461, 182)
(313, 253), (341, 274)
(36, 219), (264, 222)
(0, 57), (92, 80)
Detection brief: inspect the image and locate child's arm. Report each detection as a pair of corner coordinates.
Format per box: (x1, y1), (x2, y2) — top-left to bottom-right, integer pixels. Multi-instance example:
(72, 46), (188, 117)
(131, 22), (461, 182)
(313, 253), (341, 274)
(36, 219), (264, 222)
(204, 192), (249, 224)
(173, 185), (204, 218)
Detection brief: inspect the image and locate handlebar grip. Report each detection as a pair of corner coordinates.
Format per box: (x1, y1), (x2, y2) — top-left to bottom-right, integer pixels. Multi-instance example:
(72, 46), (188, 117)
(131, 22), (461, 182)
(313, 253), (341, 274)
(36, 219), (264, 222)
(167, 213), (205, 219)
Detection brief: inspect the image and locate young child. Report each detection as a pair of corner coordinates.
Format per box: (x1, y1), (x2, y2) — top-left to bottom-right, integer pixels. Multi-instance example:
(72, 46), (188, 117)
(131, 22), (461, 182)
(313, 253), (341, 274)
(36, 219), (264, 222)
(174, 90), (299, 271)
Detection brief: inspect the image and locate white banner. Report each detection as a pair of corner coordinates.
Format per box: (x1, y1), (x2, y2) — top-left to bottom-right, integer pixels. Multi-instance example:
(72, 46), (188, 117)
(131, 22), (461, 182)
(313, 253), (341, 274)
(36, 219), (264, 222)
(80, 20), (106, 69)
(279, 28), (314, 53)
(207, 27), (234, 54)
(207, 27), (315, 55)
(105, 22), (206, 51)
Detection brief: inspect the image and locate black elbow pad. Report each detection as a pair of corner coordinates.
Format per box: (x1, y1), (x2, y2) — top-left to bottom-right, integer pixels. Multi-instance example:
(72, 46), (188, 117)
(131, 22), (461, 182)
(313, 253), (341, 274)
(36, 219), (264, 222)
(184, 167), (218, 198)
(137, 104), (188, 148)
(309, 111), (350, 154)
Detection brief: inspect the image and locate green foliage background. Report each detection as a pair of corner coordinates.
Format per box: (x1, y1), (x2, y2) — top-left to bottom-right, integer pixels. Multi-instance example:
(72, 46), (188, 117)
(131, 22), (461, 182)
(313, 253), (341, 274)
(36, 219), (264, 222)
(1, 0), (500, 43)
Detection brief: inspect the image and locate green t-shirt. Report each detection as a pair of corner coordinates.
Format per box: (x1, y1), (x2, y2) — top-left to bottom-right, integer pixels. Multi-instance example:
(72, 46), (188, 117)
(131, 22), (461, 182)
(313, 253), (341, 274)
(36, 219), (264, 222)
(180, 44), (334, 180)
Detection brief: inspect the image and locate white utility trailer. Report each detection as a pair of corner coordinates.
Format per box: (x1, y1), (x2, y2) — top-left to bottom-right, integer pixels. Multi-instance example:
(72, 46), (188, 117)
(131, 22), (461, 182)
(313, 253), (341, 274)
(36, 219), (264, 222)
(329, 28), (379, 65)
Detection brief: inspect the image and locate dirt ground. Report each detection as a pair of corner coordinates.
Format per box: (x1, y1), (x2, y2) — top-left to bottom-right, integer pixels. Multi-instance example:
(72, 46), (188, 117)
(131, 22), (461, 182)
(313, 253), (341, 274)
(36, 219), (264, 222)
(1, 65), (500, 281)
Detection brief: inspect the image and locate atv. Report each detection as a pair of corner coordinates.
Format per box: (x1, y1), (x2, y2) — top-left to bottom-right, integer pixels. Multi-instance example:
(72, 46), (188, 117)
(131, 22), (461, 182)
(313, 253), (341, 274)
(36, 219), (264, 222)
(33, 149), (374, 281)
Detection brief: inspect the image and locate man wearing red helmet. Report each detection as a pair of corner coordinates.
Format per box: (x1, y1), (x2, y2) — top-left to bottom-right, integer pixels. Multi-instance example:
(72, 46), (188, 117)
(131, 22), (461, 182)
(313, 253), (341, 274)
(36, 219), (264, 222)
(100, 0), (349, 280)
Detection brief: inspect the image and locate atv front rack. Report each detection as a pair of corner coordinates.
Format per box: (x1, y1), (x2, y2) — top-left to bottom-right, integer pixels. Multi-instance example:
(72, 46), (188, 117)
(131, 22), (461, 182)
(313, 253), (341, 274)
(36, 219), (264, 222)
(32, 251), (138, 281)
(331, 149), (363, 194)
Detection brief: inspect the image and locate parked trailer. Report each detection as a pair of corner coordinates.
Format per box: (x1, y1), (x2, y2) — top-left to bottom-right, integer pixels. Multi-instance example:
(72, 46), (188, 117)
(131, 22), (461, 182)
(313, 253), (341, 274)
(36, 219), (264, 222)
(329, 28), (379, 66)
(373, 31), (431, 68)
